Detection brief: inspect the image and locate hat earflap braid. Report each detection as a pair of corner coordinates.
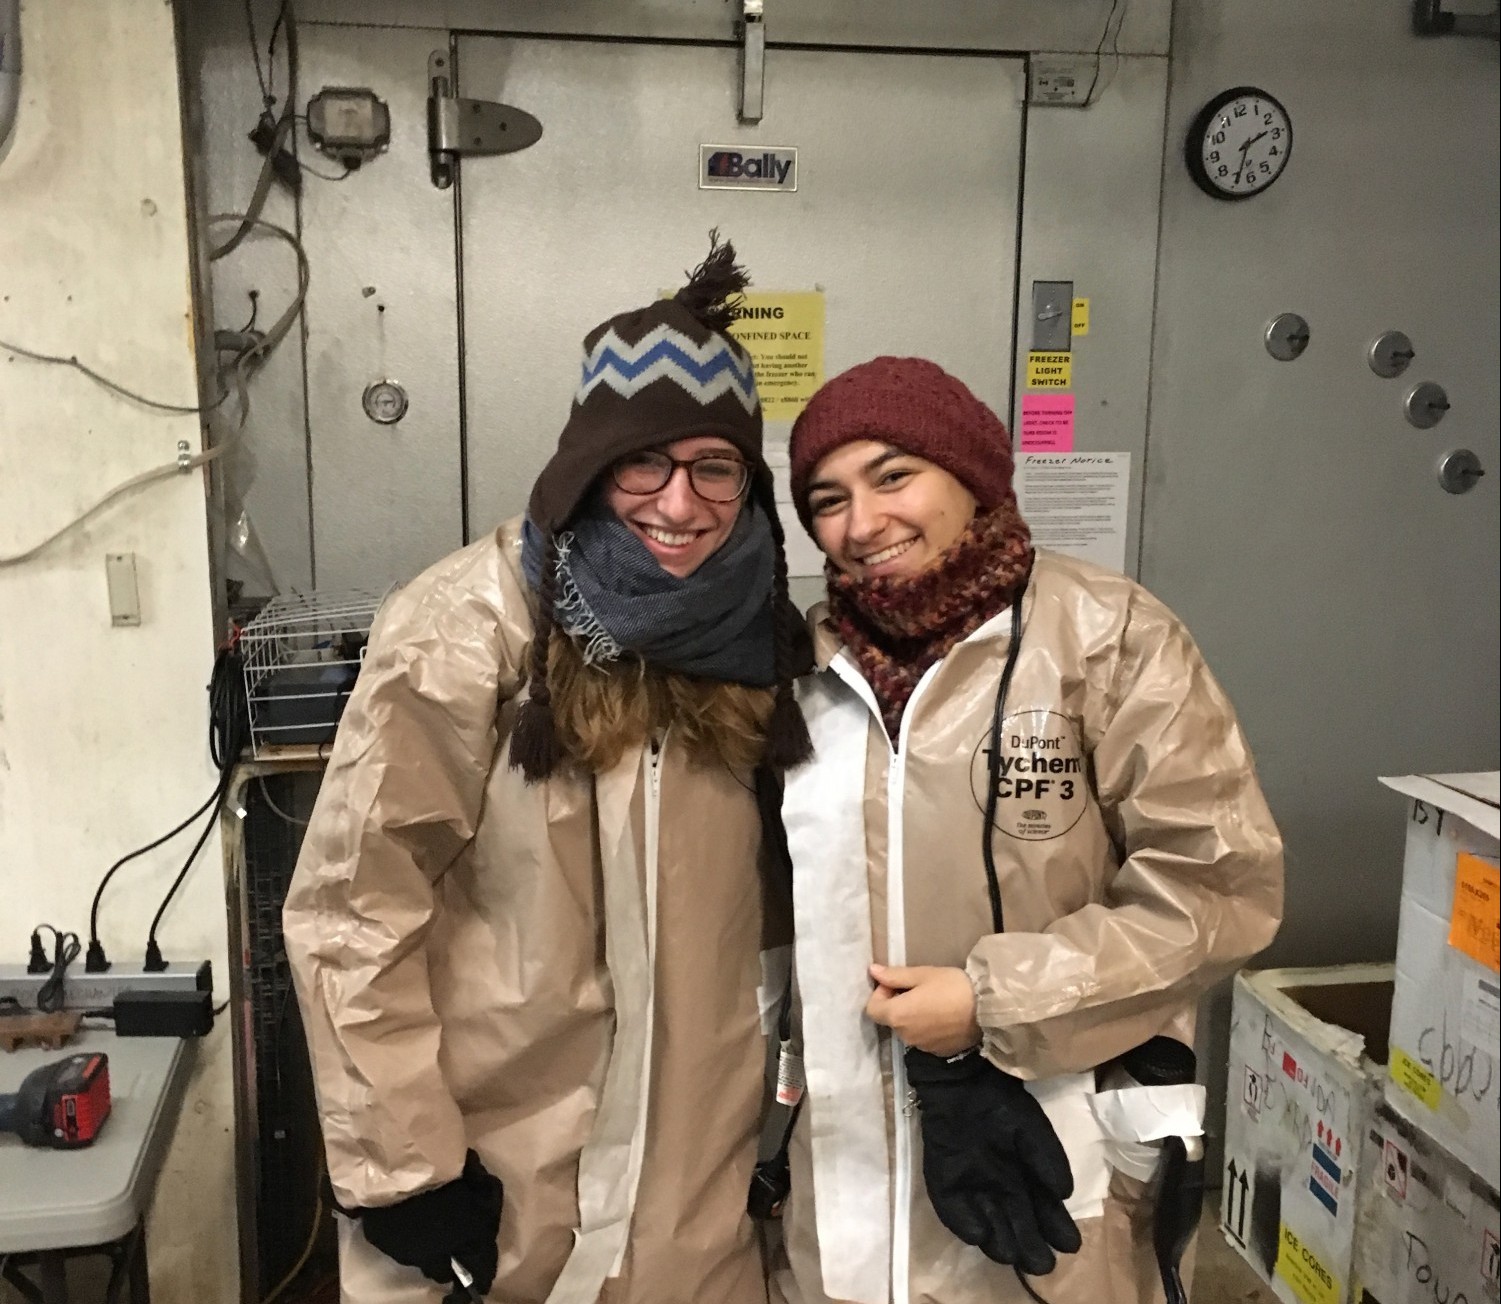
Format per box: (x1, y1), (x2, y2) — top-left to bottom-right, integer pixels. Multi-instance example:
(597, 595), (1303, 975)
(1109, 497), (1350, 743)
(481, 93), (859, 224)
(763, 545), (815, 770)
(509, 531), (567, 783)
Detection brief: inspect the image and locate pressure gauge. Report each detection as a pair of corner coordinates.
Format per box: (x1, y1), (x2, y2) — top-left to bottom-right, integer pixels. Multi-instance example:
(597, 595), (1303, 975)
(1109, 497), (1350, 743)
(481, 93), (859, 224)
(1185, 87), (1292, 201)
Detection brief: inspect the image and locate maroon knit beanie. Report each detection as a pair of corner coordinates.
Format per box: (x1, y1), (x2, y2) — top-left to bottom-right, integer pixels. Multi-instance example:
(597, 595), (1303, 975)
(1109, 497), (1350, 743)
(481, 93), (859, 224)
(788, 356), (1015, 532)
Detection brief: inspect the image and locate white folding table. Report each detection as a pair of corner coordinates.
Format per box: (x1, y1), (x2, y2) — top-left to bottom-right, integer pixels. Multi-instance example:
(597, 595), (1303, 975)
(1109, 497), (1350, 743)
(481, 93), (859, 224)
(0, 1031), (192, 1304)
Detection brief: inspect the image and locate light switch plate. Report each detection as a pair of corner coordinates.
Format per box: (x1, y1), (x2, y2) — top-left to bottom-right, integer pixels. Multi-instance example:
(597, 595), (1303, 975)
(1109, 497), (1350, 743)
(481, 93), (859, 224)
(1031, 280), (1075, 352)
(105, 552), (141, 627)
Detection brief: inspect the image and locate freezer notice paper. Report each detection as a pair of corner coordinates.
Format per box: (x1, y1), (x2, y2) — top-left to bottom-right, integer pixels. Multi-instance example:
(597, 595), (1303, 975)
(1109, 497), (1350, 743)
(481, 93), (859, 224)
(726, 291), (825, 420)
(1017, 452), (1131, 574)
(1020, 395), (1075, 452)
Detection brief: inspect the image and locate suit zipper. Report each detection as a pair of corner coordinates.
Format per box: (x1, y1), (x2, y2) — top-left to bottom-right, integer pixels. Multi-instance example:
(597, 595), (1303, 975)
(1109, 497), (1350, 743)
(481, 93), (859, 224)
(646, 736), (662, 966)
(828, 656), (942, 1304)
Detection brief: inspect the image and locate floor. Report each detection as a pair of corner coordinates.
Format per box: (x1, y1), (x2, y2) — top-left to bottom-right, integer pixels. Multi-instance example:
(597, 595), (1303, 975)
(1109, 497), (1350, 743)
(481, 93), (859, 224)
(1194, 1200), (1274, 1304)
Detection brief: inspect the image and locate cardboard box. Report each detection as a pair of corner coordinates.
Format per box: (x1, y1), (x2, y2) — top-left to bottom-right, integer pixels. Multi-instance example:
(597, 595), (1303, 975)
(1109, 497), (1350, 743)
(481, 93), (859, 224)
(1355, 1102), (1500, 1304)
(1221, 964), (1393, 1304)
(1379, 773), (1500, 1193)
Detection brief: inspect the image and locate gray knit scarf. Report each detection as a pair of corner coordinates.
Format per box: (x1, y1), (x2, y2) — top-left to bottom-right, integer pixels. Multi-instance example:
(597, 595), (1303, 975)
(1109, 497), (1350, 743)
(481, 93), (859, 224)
(521, 500), (777, 687)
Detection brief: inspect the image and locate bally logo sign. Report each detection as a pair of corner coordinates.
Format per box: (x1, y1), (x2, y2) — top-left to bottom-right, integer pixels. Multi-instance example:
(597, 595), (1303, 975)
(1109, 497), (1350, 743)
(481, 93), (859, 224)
(699, 145), (798, 191)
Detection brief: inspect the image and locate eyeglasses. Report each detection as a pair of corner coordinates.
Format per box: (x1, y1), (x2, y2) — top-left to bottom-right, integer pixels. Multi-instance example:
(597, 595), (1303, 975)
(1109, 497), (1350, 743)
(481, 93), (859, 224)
(610, 451), (751, 503)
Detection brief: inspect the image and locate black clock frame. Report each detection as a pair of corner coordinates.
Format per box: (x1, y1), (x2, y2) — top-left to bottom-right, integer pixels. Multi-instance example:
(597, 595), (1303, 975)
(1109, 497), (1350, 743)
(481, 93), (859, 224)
(1185, 86), (1293, 202)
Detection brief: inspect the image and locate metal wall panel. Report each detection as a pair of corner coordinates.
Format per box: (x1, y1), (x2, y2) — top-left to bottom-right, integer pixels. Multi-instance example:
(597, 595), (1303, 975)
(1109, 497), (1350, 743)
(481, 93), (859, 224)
(456, 36), (1025, 600)
(298, 0), (1171, 59)
(1012, 55), (1170, 579)
(1144, 0), (1500, 968)
(296, 23), (466, 590)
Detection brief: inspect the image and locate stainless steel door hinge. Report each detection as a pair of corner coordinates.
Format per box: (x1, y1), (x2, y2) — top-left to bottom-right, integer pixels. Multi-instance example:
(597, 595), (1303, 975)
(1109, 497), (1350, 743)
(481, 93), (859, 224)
(738, 0), (766, 124)
(427, 50), (543, 190)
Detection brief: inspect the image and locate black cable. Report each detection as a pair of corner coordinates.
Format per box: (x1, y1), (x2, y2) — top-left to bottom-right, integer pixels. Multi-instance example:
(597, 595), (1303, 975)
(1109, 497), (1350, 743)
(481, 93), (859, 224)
(288, 116), (354, 182)
(88, 787), (221, 966)
(243, 0), (272, 107)
(144, 644), (251, 969)
(266, 0), (292, 104)
(1014, 1267), (1054, 1304)
(1083, 0), (1127, 107)
(144, 782), (231, 972)
(87, 642), (250, 971)
(32, 925), (81, 1014)
(980, 593), (1027, 935)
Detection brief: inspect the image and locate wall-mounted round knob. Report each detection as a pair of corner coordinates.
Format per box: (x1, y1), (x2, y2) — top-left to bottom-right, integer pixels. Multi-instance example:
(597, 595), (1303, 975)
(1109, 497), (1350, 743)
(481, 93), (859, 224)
(1404, 381), (1450, 429)
(1368, 331), (1415, 379)
(1436, 450), (1484, 495)
(1265, 313), (1311, 362)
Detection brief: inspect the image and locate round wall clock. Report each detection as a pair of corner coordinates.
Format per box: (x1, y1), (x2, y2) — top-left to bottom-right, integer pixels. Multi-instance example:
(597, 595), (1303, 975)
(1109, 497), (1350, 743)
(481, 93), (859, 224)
(1186, 87), (1292, 200)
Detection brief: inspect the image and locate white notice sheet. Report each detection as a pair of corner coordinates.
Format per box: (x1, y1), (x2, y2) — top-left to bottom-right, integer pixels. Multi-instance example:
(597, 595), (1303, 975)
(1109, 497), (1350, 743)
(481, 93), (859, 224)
(1017, 452), (1132, 574)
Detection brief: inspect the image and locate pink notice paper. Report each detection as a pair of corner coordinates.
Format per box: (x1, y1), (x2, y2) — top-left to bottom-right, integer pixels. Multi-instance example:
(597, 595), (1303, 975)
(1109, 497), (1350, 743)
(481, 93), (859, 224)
(1020, 394), (1076, 452)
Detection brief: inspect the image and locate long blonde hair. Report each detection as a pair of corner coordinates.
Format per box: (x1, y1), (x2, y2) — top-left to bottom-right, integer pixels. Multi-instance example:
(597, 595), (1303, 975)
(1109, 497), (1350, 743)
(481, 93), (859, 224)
(545, 630), (776, 774)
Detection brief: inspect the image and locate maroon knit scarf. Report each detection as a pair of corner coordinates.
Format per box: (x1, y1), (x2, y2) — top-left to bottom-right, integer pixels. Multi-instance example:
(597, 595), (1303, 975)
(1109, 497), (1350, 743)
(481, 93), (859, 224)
(826, 502), (1033, 738)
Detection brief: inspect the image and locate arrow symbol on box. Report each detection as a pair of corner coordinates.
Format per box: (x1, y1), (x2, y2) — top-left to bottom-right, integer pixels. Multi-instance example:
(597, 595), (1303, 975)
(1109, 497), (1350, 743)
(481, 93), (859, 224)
(1225, 1158), (1249, 1245)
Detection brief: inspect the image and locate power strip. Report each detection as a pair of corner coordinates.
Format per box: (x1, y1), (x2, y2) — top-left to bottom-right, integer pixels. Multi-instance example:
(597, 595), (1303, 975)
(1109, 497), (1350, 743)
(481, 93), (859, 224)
(0, 960), (213, 1012)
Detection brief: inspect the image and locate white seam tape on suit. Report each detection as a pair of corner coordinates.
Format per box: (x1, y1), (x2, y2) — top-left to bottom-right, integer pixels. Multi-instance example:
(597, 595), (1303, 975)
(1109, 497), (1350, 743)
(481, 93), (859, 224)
(787, 673), (892, 1304)
(544, 749), (651, 1304)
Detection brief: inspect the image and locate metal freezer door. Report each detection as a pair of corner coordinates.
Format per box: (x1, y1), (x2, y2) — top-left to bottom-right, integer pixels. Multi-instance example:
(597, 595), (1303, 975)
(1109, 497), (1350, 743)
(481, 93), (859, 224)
(456, 36), (1026, 567)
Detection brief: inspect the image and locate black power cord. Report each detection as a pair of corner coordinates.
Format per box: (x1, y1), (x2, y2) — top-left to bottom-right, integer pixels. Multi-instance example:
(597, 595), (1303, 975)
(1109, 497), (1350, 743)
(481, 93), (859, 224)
(86, 788), (220, 970)
(144, 642), (251, 971)
(85, 640), (251, 973)
(29, 925), (82, 1014)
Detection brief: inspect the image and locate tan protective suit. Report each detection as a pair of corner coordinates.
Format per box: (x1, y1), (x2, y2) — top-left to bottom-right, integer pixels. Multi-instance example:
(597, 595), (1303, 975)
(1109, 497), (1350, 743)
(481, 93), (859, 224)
(283, 520), (785, 1304)
(775, 550), (1284, 1304)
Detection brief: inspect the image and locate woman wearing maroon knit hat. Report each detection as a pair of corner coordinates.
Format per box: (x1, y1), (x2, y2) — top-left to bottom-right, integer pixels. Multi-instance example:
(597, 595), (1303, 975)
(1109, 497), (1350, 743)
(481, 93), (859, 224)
(770, 356), (1284, 1304)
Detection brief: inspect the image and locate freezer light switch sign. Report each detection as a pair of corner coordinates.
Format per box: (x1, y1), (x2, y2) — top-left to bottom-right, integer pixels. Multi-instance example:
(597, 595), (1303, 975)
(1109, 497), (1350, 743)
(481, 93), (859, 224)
(700, 145), (798, 191)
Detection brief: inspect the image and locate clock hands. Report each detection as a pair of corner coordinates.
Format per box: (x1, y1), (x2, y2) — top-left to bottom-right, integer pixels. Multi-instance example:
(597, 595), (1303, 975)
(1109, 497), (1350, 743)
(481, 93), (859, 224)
(1234, 130), (1271, 183)
(1234, 139), (1254, 184)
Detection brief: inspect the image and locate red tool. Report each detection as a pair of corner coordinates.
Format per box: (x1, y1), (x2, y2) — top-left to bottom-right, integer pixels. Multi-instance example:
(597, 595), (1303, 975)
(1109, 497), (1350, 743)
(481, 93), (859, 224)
(0, 1051), (112, 1148)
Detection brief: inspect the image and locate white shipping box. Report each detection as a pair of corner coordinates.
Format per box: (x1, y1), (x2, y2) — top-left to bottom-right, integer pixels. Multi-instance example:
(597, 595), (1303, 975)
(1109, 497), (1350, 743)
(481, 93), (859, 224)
(1222, 965), (1394, 1304)
(1355, 1102), (1500, 1304)
(1379, 772), (1500, 1193)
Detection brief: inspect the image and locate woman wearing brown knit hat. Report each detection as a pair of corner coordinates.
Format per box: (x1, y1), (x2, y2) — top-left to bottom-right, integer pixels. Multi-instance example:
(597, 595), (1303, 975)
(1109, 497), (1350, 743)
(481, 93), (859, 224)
(771, 357), (1284, 1304)
(283, 236), (811, 1304)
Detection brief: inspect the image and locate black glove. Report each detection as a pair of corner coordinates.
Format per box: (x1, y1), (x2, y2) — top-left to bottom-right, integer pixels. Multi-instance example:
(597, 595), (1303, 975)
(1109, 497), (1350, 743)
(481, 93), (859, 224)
(905, 1048), (1082, 1276)
(359, 1150), (503, 1297)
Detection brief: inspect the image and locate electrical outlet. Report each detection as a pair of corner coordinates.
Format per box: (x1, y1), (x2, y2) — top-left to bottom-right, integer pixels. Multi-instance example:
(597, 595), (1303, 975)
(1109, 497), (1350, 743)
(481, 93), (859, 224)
(0, 960), (212, 1012)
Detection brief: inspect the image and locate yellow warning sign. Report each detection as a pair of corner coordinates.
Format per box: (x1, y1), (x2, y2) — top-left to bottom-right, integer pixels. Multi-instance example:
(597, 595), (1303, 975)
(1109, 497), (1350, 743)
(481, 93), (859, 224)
(1390, 1045), (1442, 1109)
(727, 291), (825, 419)
(1275, 1223), (1341, 1304)
(1071, 298), (1090, 336)
(1027, 351), (1073, 391)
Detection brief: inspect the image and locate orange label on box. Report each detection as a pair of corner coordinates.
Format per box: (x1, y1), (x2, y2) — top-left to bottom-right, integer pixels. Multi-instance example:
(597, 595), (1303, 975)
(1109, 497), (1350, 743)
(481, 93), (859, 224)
(1449, 852), (1500, 973)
